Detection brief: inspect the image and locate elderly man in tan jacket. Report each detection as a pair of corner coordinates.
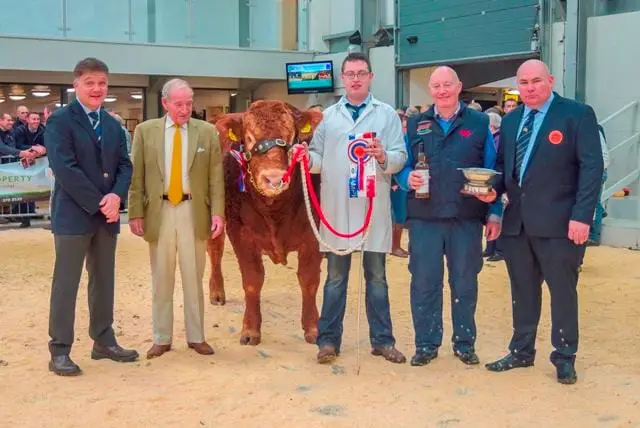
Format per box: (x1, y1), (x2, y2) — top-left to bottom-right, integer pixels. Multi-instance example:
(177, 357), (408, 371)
(128, 78), (225, 359)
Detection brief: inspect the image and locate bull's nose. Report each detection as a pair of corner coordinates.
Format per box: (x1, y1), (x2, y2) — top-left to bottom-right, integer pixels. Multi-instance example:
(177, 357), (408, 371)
(261, 171), (287, 190)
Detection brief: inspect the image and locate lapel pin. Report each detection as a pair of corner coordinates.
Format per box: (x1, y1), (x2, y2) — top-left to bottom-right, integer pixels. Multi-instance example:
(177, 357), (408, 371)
(548, 130), (564, 145)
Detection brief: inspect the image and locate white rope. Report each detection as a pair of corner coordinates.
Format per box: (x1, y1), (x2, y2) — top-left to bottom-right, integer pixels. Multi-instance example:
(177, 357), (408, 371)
(299, 162), (368, 375)
(299, 162), (371, 255)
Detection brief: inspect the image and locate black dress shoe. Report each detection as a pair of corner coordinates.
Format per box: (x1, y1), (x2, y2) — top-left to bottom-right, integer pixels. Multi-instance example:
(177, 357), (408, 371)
(49, 355), (82, 376)
(410, 349), (438, 366)
(455, 350), (480, 365)
(487, 253), (504, 262)
(91, 343), (139, 362)
(485, 354), (534, 372)
(556, 363), (578, 385)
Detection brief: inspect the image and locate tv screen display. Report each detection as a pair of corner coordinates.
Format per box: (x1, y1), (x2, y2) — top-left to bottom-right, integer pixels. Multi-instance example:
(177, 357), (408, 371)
(286, 60), (335, 95)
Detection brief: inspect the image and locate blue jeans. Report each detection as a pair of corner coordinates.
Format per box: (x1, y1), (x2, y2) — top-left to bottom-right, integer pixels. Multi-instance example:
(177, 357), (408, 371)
(408, 219), (483, 354)
(317, 251), (396, 351)
(589, 170), (608, 243)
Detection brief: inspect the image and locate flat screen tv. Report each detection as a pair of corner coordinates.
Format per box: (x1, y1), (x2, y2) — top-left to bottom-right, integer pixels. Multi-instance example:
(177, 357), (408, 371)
(286, 60), (335, 95)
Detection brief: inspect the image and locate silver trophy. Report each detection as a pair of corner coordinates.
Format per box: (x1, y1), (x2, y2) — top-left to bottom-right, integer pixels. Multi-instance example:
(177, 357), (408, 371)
(458, 168), (501, 195)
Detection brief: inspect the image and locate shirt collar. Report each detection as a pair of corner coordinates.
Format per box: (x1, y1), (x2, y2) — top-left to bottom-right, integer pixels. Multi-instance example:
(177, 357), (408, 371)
(434, 102), (461, 121)
(341, 93), (373, 108)
(77, 99), (100, 115)
(165, 115), (187, 129)
(523, 92), (555, 116)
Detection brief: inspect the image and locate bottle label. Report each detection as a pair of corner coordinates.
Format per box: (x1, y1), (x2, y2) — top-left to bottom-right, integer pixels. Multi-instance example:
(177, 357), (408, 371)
(416, 169), (429, 195)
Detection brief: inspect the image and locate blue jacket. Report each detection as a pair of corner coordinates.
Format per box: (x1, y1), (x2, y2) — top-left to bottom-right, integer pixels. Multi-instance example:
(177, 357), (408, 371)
(44, 100), (132, 235)
(397, 103), (501, 222)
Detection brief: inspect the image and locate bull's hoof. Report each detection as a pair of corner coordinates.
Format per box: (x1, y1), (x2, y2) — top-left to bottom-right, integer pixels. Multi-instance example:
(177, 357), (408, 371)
(240, 331), (261, 346)
(304, 330), (318, 344)
(209, 291), (226, 306)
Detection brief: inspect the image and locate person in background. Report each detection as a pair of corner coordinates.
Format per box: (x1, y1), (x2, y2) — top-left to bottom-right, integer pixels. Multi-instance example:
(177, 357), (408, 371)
(483, 111), (505, 262)
(13, 105), (29, 131)
(108, 112), (131, 154)
(503, 99), (518, 115)
(468, 101), (483, 112)
(586, 124), (610, 246)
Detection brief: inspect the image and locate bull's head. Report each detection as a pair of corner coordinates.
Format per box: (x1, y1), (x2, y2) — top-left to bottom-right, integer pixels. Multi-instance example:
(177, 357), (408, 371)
(216, 100), (322, 197)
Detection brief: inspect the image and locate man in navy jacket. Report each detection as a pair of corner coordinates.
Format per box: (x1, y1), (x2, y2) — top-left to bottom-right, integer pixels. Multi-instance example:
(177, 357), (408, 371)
(44, 57), (138, 376)
(486, 60), (603, 384)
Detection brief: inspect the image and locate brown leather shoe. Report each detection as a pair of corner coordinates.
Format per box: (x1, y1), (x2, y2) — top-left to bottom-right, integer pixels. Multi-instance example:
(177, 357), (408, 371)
(371, 345), (407, 364)
(188, 342), (215, 355)
(317, 344), (339, 364)
(146, 344), (171, 360)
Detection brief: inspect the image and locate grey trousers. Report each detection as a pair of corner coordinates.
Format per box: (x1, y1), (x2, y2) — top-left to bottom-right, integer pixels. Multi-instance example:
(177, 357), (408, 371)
(48, 227), (118, 356)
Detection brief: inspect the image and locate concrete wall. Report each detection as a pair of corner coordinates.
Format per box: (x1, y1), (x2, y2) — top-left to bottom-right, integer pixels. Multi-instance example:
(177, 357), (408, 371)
(586, 11), (640, 210)
(369, 46), (396, 107)
(408, 67), (436, 108)
(0, 36), (313, 80)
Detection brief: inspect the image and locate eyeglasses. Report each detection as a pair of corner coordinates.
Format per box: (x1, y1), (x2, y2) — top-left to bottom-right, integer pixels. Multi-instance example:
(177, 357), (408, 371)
(343, 71), (370, 80)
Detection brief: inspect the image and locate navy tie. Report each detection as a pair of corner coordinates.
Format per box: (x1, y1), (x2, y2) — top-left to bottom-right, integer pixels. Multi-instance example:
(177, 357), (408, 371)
(514, 109), (539, 180)
(88, 111), (102, 141)
(346, 103), (366, 122)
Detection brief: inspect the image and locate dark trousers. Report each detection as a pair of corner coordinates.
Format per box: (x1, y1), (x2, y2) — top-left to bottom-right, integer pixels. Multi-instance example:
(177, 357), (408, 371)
(48, 227), (118, 356)
(408, 219), (483, 353)
(484, 236), (503, 256)
(317, 251), (396, 351)
(502, 230), (582, 365)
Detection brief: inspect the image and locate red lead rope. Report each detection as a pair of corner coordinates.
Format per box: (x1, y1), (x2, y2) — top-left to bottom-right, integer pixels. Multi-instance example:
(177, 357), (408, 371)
(282, 147), (374, 239)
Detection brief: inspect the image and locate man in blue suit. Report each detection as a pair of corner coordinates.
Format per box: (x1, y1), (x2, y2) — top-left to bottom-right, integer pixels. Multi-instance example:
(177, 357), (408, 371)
(44, 57), (138, 376)
(486, 60), (603, 384)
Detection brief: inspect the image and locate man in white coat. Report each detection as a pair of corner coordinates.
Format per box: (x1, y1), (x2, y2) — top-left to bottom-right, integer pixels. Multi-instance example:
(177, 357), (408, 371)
(297, 52), (408, 364)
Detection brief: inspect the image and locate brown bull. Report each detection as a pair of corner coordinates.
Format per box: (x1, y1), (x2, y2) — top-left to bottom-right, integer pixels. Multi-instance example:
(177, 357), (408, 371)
(207, 101), (323, 346)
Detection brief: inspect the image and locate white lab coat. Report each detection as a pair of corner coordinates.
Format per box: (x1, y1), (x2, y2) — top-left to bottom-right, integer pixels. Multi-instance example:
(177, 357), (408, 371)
(309, 95), (407, 253)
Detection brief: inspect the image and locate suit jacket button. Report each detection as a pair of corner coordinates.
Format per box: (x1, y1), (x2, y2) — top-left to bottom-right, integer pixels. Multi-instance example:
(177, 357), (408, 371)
(103, 172), (109, 178)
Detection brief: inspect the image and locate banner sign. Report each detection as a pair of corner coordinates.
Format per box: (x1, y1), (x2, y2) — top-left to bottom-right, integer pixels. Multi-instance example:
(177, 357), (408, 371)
(0, 158), (52, 203)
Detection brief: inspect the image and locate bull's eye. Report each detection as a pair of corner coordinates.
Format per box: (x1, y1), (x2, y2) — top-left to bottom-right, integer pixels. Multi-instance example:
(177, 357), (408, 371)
(275, 139), (287, 147)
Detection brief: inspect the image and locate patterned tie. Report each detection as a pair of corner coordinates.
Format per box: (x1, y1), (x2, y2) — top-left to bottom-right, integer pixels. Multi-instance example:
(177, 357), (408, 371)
(514, 109), (539, 180)
(88, 111), (101, 141)
(167, 124), (183, 205)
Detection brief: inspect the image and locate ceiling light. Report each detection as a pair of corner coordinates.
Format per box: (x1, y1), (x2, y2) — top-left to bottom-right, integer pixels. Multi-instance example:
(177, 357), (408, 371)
(67, 88), (75, 93)
(9, 95), (26, 101)
(130, 93), (143, 100)
(55, 103), (62, 107)
(506, 89), (520, 95)
(32, 91), (50, 97)
(0, 98), (5, 103)
(104, 95), (117, 102)
(230, 92), (237, 97)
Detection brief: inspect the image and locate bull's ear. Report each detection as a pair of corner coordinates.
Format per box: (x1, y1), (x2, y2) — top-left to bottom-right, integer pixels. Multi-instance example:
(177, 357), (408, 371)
(297, 109), (323, 143)
(215, 113), (244, 153)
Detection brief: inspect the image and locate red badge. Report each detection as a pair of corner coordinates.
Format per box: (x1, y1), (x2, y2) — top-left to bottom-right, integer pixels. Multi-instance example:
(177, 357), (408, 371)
(460, 129), (472, 138)
(548, 130), (563, 145)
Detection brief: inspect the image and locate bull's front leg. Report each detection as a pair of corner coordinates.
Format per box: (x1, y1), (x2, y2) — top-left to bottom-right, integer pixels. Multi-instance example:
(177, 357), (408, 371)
(237, 248), (265, 346)
(297, 240), (322, 344)
(207, 234), (226, 305)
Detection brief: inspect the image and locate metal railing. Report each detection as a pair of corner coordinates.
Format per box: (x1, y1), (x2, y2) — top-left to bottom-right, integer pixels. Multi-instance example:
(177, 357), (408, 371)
(600, 100), (640, 220)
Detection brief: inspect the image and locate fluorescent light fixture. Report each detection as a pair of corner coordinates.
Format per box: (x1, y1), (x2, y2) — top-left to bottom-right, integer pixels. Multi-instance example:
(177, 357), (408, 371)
(32, 91), (50, 97)
(66, 88), (75, 93)
(55, 103), (62, 107)
(9, 95), (26, 101)
(104, 95), (117, 102)
(506, 89), (520, 95)
(130, 93), (143, 100)
(230, 92), (237, 97)
(0, 98), (5, 103)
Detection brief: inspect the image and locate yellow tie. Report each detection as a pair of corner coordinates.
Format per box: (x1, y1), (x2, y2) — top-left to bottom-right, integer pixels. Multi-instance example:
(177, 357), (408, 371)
(167, 124), (183, 205)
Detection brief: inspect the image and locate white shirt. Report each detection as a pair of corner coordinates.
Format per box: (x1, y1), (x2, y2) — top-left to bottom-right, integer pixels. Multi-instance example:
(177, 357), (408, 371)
(164, 116), (190, 194)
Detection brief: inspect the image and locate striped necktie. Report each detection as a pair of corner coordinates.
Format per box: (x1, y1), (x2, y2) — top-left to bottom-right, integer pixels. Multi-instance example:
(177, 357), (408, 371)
(514, 109), (539, 180)
(88, 111), (102, 141)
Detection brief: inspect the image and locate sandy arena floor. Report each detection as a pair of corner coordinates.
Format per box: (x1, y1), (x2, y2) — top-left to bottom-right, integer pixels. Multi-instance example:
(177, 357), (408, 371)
(0, 227), (639, 428)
